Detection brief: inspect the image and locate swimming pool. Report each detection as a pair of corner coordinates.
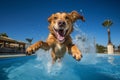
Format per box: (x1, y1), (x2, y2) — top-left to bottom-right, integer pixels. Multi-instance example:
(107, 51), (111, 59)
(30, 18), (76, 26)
(0, 53), (120, 80)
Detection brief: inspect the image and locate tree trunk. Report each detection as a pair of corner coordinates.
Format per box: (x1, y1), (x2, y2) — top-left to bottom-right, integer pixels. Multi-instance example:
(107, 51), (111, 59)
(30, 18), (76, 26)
(107, 28), (111, 44)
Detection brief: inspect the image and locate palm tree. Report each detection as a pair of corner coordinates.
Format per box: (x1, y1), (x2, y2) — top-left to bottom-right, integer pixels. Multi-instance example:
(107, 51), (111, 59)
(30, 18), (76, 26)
(102, 19), (113, 44)
(26, 38), (33, 45)
(0, 33), (8, 37)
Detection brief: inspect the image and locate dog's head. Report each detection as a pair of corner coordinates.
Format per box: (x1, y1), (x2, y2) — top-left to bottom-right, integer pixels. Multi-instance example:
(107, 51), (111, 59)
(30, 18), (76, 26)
(48, 11), (85, 43)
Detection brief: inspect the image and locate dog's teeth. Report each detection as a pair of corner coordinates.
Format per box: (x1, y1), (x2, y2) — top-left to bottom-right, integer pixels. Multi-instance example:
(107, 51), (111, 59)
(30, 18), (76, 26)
(64, 31), (65, 35)
(64, 30), (66, 35)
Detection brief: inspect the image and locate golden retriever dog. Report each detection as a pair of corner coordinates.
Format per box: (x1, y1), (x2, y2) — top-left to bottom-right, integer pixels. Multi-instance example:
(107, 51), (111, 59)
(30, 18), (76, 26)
(26, 11), (85, 63)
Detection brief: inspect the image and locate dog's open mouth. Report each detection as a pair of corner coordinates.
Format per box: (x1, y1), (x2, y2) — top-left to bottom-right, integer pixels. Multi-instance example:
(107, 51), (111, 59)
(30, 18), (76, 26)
(53, 28), (67, 43)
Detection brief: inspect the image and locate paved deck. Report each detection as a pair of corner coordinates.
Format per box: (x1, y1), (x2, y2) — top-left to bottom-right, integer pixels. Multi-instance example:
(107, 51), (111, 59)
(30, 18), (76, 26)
(0, 54), (26, 58)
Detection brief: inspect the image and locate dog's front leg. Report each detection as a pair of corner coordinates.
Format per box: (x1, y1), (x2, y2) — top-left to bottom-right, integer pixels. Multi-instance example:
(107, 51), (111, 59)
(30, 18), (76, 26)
(68, 44), (82, 61)
(26, 41), (50, 55)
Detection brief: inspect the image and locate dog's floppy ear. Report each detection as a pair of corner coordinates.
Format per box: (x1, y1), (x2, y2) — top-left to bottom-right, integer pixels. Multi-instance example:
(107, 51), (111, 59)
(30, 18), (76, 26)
(48, 16), (52, 23)
(48, 14), (54, 23)
(70, 11), (85, 23)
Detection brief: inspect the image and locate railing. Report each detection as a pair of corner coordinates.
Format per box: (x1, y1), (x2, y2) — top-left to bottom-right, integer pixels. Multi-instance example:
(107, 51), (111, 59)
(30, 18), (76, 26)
(0, 47), (25, 54)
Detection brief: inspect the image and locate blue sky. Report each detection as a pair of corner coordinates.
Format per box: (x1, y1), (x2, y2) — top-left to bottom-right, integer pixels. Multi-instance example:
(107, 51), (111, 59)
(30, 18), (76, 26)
(0, 0), (120, 46)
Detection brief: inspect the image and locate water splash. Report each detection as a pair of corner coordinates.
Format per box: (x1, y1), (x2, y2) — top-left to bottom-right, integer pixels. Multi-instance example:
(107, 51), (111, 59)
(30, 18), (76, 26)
(73, 22), (96, 53)
(35, 49), (63, 75)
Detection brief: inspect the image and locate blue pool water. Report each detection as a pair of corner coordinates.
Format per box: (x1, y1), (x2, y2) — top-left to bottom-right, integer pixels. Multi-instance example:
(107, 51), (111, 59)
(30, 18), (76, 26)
(0, 52), (120, 80)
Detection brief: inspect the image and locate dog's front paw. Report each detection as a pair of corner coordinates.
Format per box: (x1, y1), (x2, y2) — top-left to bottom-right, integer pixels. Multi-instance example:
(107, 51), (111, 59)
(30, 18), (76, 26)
(26, 46), (35, 55)
(72, 52), (82, 61)
(26, 41), (42, 55)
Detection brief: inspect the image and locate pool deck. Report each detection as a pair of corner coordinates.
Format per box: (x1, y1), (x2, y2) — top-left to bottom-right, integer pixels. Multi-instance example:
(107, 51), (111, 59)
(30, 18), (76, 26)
(0, 54), (26, 58)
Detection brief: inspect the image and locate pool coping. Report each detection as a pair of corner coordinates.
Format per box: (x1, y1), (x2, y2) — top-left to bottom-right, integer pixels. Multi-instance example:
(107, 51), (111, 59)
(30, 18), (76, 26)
(0, 54), (26, 58)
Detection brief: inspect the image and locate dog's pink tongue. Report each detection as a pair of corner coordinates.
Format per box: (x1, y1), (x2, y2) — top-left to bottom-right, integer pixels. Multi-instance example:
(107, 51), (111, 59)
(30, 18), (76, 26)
(57, 32), (64, 41)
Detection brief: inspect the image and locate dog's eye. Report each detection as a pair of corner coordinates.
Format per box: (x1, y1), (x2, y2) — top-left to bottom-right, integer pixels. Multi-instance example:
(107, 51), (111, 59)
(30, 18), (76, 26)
(54, 16), (58, 20)
(65, 16), (69, 20)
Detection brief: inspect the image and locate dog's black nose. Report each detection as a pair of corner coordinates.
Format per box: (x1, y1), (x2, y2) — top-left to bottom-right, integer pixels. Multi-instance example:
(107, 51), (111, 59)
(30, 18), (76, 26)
(58, 20), (66, 26)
